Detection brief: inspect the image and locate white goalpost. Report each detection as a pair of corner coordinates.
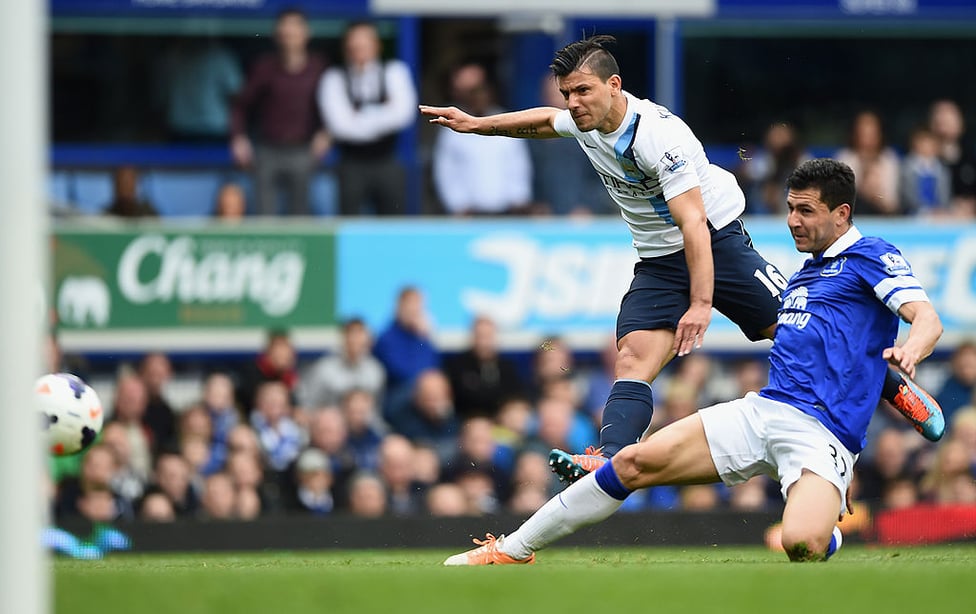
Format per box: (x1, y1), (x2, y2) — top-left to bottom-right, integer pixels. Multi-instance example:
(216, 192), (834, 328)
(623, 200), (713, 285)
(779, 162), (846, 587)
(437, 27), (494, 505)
(0, 0), (49, 613)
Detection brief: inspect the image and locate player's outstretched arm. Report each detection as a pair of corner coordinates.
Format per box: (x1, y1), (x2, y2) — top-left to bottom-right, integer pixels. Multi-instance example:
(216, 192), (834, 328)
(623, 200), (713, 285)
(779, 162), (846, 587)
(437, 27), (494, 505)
(884, 301), (943, 379)
(419, 105), (561, 138)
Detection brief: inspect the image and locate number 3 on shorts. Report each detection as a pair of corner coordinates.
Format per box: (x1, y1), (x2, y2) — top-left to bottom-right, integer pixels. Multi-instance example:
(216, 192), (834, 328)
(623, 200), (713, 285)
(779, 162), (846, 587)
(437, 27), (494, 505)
(828, 444), (848, 477)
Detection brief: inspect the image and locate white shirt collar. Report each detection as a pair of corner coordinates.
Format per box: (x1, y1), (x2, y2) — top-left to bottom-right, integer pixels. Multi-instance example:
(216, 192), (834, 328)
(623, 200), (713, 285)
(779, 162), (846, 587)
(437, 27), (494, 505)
(821, 224), (862, 259)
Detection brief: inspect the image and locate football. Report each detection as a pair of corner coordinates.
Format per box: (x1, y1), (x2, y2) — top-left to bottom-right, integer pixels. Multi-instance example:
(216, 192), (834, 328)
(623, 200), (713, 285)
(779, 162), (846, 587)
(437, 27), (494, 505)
(36, 372), (103, 456)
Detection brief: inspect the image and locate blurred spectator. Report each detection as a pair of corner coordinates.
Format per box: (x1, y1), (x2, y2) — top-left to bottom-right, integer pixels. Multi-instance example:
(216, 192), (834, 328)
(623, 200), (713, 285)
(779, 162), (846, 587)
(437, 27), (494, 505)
(728, 476), (772, 511)
(444, 316), (525, 419)
(432, 62), (533, 215)
(411, 444), (442, 487)
(99, 421), (146, 504)
(949, 407), (976, 469)
(109, 372), (154, 480)
(377, 435), (426, 516)
(226, 423), (262, 460)
(306, 406), (356, 494)
(199, 372), (241, 475)
(374, 286), (440, 418)
(835, 110), (901, 215)
(920, 439), (976, 504)
(738, 121), (811, 214)
(426, 482), (468, 517)
(138, 352), (177, 452)
(531, 336), (581, 401)
(733, 358), (768, 396)
(856, 427), (918, 502)
(579, 335), (618, 427)
(317, 21), (417, 215)
(494, 396), (534, 449)
(340, 388), (386, 472)
(511, 449), (558, 499)
(899, 126), (952, 216)
(288, 448), (335, 514)
(680, 484), (721, 511)
(445, 417), (515, 500)
(229, 8), (330, 215)
(508, 484), (549, 515)
(201, 472), (236, 520)
(454, 468), (500, 515)
(212, 182), (248, 220)
(55, 444), (133, 521)
(929, 99), (976, 216)
(140, 492), (176, 522)
(527, 395), (575, 456)
(390, 369), (459, 462)
(236, 329), (299, 413)
(103, 166), (158, 218)
(346, 471), (387, 517)
(936, 341), (976, 421)
(145, 453), (200, 518)
(156, 39), (243, 142)
(177, 406), (213, 475)
(882, 477), (919, 510)
(529, 75), (614, 216)
(226, 450), (270, 515)
(299, 317), (386, 409)
(249, 381), (303, 473)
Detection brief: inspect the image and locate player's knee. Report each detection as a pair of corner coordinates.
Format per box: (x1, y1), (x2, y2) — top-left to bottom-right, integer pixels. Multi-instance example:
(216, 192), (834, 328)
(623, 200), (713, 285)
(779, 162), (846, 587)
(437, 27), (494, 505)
(780, 526), (830, 562)
(612, 442), (667, 490)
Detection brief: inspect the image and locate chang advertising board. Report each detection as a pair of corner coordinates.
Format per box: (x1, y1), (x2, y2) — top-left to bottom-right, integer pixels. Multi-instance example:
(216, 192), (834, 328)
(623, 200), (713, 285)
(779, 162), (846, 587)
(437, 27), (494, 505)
(54, 228), (335, 330)
(337, 219), (976, 350)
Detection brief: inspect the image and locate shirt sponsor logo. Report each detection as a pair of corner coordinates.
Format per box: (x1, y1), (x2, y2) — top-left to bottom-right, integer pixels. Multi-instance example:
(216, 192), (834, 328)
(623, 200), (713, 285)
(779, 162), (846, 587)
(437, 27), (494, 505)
(659, 147), (687, 174)
(778, 286), (811, 329)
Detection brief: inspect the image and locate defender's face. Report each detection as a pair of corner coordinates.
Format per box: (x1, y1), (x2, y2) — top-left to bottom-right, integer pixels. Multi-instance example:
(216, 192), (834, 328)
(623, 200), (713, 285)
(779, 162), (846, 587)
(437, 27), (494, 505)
(786, 187), (849, 255)
(556, 69), (620, 133)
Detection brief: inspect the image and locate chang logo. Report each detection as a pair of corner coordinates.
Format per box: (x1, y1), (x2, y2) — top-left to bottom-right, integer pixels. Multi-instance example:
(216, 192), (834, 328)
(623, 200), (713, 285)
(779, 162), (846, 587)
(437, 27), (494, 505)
(777, 286), (812, 329)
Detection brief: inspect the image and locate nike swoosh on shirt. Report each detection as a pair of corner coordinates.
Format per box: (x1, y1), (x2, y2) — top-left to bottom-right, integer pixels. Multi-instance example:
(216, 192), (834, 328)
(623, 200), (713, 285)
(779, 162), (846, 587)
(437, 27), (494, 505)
(583, 141), (598, 149)
(599, 423), (614, 434)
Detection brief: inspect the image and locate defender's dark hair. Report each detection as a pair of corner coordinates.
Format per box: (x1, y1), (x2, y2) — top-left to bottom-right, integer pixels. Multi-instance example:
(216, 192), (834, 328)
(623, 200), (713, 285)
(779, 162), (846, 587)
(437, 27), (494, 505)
(550, 35), (619, 80)
(787, 159), (857, 222)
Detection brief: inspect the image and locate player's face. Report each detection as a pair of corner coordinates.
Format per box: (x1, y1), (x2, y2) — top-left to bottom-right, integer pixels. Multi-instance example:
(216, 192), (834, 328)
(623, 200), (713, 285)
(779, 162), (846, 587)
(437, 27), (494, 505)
(786, 187), (850, 255)
(556, 70), (622, 133)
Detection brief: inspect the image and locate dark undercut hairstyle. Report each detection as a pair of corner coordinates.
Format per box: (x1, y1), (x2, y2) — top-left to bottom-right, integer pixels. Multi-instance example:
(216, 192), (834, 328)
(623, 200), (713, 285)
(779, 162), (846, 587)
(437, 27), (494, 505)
(549, 35), (620, 80)
(787, 158), (857, 222)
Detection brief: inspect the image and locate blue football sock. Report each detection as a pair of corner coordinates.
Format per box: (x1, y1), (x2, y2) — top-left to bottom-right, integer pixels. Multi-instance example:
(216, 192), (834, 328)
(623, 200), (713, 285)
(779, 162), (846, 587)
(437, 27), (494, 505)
(598, 379), (654, 456)
(594, 460), (633, 501)
(825, 526), (843, 560)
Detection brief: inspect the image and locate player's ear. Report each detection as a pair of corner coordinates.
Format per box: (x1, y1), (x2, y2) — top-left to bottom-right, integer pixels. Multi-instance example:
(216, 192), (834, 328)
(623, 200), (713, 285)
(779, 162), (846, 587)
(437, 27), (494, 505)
(608, 74), (622, 93)
(836, 202), (852, 224)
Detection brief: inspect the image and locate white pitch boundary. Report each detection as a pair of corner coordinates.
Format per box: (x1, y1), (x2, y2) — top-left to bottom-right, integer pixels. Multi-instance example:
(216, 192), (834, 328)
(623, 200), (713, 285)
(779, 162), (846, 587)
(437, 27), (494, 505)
(0, 0), (47, 613)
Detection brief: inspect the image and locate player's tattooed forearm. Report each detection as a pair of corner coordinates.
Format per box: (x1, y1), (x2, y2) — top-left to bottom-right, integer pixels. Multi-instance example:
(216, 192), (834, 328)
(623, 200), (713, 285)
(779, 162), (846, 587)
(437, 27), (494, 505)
(488, 125), (540, 137)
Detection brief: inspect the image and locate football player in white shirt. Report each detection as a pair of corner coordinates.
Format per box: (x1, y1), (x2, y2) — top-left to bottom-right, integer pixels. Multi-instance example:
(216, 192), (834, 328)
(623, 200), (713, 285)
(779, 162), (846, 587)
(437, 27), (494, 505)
(420, 35), (943, 485)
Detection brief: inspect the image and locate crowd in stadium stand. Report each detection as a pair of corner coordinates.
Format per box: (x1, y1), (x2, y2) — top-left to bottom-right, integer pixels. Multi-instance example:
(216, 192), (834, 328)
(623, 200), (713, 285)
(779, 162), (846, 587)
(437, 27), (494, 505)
(48, 283), (976, 525)
(48, 12), (976, 220)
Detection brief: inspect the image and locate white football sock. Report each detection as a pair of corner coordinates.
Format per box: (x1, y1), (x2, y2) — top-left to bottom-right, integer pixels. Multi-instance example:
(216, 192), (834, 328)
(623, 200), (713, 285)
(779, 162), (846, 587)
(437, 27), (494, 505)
(500, 473), (625, 560)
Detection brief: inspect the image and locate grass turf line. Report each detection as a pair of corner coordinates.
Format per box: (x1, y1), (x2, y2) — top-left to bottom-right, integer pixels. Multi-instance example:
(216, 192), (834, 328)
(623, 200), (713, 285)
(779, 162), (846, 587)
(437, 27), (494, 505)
(55, 545), (976, 614)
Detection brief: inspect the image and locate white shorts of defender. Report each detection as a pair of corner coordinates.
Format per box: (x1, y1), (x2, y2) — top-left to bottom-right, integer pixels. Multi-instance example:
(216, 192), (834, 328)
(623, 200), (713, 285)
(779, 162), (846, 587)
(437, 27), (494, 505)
(699, 391), (857, 515)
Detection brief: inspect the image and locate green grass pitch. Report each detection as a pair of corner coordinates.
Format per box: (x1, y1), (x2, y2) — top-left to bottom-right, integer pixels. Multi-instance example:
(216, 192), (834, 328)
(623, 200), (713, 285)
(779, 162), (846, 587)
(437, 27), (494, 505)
(55, 545), (976, 614)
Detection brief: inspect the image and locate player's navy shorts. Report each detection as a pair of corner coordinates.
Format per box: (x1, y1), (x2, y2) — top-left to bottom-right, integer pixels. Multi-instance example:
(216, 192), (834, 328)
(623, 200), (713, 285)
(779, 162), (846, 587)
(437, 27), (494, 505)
(616, 219), (783, 342)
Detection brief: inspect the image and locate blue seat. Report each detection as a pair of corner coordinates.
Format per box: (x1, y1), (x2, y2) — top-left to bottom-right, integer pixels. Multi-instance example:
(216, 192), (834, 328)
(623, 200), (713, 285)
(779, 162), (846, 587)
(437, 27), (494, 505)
(70, 171), (115, 214)
(143, 170), (224, 217)
(48, 171), (73, 211)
